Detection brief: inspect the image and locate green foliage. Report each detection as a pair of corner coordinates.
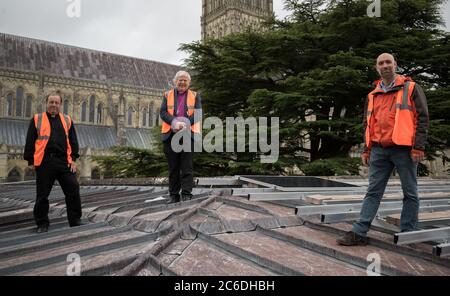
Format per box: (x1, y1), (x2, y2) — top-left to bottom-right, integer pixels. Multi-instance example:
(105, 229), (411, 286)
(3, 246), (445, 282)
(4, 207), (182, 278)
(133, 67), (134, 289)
(417, 163), (430, 177)
(93, 128), (167, 178)
(93, 146), (166, 178)
(95, 0), (450, 177)
(426, 86), (450, 157)
(179, 0), (450, 175)
(300, 157), (361, 176)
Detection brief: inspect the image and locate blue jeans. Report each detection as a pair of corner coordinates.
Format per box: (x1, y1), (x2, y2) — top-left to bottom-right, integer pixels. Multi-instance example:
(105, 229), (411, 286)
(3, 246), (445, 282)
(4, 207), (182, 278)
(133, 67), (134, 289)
(352, 145), (419, 236)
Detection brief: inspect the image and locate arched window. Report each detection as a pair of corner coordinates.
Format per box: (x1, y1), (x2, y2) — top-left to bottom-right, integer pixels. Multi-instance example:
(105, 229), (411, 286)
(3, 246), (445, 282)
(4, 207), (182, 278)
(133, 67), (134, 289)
(97, 103), (103, 124)
(89, 95), (96, 123)
(148, 103), (154, 127)
(91, 167), (101, 180)
(16, 87), (24, 117)
(6, 93), (13, 116)
(81, 101), (87, 122)
(156, 108), (160, 126)
(142, 108), (147, 127)
(63, 99), (69, 115)
(25, 95), (33, 117)
(7, 167), (22, 182)
(127, 106), (133, 126)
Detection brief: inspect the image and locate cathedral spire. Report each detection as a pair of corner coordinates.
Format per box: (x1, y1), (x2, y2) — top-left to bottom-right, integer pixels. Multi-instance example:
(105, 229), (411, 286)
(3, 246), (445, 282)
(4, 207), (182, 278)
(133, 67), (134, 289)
(201, 0), (273, 40)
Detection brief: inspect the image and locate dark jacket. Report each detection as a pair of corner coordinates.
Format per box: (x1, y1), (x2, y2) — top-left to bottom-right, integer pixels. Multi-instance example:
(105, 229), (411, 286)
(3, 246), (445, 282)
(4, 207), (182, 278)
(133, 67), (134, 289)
(24, 112), (80, 166)
(160, 88), (202, 142)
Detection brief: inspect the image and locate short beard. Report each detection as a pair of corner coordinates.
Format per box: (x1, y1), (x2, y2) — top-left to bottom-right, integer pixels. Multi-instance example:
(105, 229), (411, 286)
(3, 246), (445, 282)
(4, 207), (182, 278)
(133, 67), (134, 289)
(381, 70), (395, 81)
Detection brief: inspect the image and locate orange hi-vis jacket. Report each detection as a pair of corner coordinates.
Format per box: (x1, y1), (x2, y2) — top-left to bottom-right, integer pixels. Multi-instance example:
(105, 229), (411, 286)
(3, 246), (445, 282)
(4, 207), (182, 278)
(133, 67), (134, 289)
(33, 112), (73, 166)
(365, 76), (424, 150)
(161, 89), (200, 134)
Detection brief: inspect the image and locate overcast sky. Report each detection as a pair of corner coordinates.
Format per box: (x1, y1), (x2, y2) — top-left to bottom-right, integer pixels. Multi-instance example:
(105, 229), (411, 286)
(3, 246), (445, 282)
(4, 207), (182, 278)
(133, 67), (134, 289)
(0, 0), (449, 65)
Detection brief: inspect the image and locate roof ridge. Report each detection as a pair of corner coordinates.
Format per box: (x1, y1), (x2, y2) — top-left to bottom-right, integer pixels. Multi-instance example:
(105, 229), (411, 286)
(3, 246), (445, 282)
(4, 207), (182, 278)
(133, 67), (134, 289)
(0, 32), (180, 67)
(0, 32), (182, 89)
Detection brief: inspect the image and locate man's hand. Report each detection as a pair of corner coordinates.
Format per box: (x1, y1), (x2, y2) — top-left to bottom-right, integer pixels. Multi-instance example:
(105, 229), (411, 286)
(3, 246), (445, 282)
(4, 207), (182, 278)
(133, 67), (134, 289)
(174, 121), (187, 132)
(361, 151), (370, 167)
(411, 149), (425, 164)
(69, 162), (77, 173)
(28, 165), (35, 171)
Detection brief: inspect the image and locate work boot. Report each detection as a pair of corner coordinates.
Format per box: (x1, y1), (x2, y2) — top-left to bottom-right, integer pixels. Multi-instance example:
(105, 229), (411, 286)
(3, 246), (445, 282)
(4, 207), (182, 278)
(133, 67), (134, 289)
(36, 224), (49, 233)
(181, 194), (193, 202)
(168, 194), (181, 204)
(336, 231), (368, 246)
(69, 220), (87, 227)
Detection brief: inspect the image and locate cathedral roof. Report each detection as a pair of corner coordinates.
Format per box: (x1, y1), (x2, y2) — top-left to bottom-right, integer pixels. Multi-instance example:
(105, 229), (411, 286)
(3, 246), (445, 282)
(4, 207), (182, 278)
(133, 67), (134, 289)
(1, 178), (450, 276)
(0, 118), (154, 149)
(0, 32), (180, 90)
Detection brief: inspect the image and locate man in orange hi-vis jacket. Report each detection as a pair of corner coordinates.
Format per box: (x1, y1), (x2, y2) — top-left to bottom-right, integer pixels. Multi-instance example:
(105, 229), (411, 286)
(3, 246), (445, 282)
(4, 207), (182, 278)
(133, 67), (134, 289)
(24, 91), (83, 233)
(337, 53), (429, 246)
(160, 71), (202, 204)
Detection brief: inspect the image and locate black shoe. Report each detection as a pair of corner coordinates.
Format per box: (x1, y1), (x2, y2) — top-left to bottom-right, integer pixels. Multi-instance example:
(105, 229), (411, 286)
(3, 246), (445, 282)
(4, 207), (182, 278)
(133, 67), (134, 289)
(168, 195), (181, 204)
(336, 231), (368, 246)
(181, 194), (193, 201)
(69, 220), (86, 227)
(36, 224), (49, 233)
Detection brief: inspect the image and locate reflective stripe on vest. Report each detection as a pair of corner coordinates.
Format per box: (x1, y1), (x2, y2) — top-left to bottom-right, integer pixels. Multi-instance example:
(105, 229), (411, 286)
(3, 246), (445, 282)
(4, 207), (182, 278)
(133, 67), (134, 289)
(161, 89), (200, 134)
(33, 113), (73, 166)
(365, 81), (416, 148)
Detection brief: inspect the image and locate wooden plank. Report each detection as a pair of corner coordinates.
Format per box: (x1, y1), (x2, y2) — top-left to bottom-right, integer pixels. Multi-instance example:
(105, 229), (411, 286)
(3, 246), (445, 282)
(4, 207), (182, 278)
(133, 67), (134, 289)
(416, 192), (450, 199)
(303, 195), (335, 205)
(386, 210), (450, 226)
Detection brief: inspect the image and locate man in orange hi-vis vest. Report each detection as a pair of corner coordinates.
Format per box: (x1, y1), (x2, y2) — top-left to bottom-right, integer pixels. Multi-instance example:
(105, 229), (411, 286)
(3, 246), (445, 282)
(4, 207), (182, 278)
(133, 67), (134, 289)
(337, 53), (429, 246)
(160, 71), (202, 204)
(24, 91), (83, 233)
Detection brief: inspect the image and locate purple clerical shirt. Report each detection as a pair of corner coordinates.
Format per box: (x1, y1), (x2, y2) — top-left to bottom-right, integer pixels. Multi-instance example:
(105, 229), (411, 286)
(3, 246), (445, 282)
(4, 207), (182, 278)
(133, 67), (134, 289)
(176, 91), (187, 117)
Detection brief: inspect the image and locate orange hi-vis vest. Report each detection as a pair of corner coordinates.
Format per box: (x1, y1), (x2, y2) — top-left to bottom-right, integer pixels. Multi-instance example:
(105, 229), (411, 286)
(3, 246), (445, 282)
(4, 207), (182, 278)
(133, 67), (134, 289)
(33, 112), (73, 166)
(161, 89), (200, 134)
(365, 80), (416, 149)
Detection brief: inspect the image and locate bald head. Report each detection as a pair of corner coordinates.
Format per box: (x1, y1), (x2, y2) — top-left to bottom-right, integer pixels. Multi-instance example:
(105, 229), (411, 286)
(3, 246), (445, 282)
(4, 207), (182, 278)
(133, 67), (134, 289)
(376, 53), (396, 65)
(376, 53), (397, 82)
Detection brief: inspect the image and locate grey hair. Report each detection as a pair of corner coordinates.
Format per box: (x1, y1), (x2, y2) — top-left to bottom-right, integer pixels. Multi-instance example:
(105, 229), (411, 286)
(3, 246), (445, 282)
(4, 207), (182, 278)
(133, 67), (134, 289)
(173, 70), (191, 84)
